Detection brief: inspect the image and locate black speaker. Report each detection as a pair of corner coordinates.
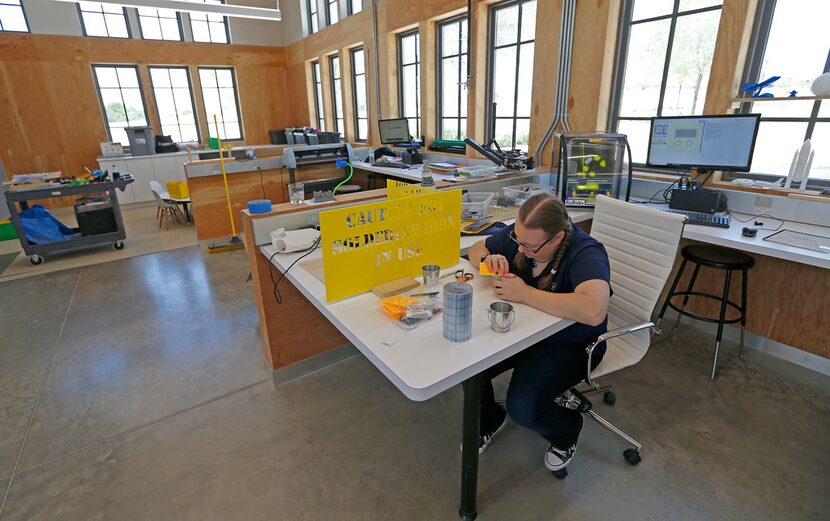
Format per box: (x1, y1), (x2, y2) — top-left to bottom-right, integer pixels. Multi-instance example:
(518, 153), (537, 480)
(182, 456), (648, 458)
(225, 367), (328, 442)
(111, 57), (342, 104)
(669, 189), (725, 214)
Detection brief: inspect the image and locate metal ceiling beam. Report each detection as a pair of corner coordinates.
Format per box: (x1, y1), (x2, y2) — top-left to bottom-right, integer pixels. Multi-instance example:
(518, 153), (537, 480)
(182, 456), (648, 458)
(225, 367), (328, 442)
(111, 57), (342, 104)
(51, 0), (281, 21)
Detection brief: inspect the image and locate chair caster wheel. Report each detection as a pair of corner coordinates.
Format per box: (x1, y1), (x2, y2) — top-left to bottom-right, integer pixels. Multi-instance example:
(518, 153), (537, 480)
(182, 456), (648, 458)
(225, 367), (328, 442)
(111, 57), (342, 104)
(551, 468), (568, 479)
(30, 255), (44, 266)
(603, 391), (616, 405)
(113, 241), (125, 250)
(623, 448), (641, 465)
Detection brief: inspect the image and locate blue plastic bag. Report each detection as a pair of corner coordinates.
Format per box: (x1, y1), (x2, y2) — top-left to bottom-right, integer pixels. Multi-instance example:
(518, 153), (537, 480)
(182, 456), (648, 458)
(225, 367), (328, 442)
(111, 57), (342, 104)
(18, 205), (74, 245)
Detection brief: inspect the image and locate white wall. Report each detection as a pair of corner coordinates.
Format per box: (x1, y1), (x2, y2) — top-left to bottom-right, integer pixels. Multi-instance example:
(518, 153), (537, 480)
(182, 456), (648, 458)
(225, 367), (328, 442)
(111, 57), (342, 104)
(23, 0), (83, 36)
(280, 0), (306, 45)
(228, 0), (285, 46)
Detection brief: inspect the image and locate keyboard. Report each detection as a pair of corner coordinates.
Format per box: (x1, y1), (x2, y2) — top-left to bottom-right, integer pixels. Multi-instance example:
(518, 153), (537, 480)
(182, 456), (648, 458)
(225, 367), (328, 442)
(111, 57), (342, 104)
(372, 162), (411, 169)
(662, 209), (731, 228)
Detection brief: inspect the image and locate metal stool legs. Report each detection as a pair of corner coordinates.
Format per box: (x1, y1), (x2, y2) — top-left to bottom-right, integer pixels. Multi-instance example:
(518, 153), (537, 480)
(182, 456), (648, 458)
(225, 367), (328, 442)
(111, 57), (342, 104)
(740, 268), (748, 360)
(656, 258), (687, 327)
(711, 270), (733, 380)
(674, 263), (701, 331)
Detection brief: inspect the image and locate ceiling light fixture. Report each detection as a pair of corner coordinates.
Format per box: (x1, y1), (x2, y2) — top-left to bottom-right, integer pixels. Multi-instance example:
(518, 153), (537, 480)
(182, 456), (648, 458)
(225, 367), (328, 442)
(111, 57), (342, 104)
(53, 0), (281, 21)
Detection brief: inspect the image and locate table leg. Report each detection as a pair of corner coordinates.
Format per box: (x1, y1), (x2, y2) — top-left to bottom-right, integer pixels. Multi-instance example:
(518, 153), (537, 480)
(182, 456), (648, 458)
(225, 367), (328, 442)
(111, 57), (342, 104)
(183, 202), (191, 224)
(459, 373), (481, 521)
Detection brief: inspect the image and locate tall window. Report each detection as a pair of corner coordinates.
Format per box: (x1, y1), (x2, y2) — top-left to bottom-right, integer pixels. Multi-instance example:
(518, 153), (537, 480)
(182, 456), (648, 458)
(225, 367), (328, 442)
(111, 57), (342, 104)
(735, 0), (830, 182)
(330, 55), (344, 135)
(190, 0), (230, 44)
(0, 0), (28, 32)
(438, 16), (469, 141)
(198, 67), (243, 140)
(348, 0), (363, 15)
(327, 0), (338, 25)
(149, 67), (199, 143)
(610, 0), (723, 163)
(398, 31), (421, 138)
(487, 0), (536, 152)
(137, 8), (182, 41)
(307, 0), (318, 34)
(78, 2), (130, 38)
(351, 47), (368, 142)
(312, 61), (326, 130)
(92, 65), (149, 147)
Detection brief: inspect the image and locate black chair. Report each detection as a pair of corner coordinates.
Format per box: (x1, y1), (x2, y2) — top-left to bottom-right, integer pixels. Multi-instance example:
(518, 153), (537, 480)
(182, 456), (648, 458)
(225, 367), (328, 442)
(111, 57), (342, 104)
(657, 244), (755, 380)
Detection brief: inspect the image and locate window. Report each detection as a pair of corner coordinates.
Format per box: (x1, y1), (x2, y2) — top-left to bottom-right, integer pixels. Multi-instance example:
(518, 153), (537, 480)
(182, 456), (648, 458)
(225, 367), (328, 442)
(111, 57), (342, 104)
(327, 0), (338, 25)
(438, 16), (469, 141)
(487, 0), (536, 152)
(149, 67), (199, 143)
(398, 31), (421, 138)
(609, 0), (723, 163)
(0, 0), (28, 32)
(92, 65), (149, 147)
(351, 47), (368, 142)
(330, 55), (344, 134)
(312, 61), (326, 130)
(137, 8), (182, 41)
(198, 67), (243, 140)
(307, 0), (319, 34)
(190, 0), (229, 44)
(734, 0), (830, 183)
(348, 0), (363, 15)
(78, 2), (130, 38)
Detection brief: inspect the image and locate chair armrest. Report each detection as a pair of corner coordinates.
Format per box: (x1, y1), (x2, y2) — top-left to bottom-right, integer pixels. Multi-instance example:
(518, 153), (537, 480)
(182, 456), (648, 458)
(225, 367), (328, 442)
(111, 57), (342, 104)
(584, 321), (662, 388)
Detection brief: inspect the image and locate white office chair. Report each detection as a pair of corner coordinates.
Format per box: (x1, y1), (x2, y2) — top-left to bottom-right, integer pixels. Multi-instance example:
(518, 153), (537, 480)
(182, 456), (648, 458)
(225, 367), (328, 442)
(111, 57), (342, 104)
(149, 180), (184, 230)
(552, 194), (686, 478)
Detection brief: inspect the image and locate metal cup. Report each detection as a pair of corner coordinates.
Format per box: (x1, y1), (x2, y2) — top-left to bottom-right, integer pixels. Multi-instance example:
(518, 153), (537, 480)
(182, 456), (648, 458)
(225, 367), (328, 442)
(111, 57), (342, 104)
(487, 301), (515, 333)
(422, 264), (440, 289)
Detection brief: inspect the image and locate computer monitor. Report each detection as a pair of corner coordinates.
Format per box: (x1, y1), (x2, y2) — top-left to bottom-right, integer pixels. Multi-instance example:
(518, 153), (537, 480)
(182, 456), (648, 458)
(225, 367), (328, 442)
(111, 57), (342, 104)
(378, 118), (411, 144)
(646, 114), (761, 171)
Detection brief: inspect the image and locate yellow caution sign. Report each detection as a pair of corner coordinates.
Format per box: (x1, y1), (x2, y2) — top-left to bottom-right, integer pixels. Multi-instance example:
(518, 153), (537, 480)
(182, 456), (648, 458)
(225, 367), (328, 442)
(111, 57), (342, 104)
(386, 179), (434, 199)
(319, 189), (462, 302)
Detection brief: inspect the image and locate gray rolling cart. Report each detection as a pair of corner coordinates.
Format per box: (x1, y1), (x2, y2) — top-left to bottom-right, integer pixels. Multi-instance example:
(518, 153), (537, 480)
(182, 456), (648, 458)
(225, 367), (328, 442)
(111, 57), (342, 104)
(4, 176), (134, 265)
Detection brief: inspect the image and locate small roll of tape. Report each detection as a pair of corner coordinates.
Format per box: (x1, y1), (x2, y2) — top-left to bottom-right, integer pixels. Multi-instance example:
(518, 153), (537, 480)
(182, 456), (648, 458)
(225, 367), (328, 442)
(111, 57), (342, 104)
(248, 199), (272, 214)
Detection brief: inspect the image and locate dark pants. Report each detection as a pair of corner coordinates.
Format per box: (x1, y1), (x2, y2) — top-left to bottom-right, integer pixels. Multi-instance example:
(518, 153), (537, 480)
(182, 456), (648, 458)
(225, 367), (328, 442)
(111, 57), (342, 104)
(477, 338), (605, 449)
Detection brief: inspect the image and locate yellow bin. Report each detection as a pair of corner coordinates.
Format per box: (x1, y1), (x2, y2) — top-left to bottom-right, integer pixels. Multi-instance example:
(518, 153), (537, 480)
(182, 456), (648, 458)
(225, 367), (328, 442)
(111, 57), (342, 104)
(166, 181), (190, 199)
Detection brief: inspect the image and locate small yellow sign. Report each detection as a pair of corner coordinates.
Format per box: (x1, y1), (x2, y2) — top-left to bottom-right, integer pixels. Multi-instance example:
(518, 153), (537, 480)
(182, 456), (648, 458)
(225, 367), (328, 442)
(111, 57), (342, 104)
(386, 179), (434, 199)
(319, 189), (462, 302)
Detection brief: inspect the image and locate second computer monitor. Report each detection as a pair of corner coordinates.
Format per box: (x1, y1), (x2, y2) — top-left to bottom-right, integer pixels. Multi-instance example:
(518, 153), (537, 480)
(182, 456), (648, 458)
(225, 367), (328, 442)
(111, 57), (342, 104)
(378, 118), (411, 144)
(646, 114), (761, 172)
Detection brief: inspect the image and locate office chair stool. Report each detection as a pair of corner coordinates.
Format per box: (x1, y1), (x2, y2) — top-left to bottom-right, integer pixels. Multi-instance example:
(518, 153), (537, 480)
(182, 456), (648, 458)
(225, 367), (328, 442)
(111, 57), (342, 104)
(657, 244), (755, 380)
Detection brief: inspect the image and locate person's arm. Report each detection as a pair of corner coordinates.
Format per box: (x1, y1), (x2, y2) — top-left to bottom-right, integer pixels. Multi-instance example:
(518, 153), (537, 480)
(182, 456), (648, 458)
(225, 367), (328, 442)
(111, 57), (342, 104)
(468, 239), (510, 275)
(494, 277), (609, 326)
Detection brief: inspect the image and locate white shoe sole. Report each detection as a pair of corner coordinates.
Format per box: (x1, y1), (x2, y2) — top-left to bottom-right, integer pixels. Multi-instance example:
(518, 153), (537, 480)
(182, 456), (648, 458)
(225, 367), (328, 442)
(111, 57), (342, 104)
(544, 445), (576, 471)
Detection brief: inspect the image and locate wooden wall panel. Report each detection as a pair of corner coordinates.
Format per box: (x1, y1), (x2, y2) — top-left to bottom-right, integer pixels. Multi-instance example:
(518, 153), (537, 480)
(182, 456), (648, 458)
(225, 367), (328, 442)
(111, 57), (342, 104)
(703, 0), (757, 114)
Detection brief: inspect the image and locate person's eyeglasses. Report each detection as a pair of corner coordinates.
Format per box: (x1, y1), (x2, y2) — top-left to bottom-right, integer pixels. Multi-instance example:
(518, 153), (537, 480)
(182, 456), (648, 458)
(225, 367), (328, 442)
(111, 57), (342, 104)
(508, 229), (554, 254)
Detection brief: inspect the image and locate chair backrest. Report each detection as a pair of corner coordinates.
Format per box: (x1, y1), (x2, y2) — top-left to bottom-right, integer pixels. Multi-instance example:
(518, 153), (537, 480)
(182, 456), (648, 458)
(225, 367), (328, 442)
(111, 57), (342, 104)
(589, 195), (686, 375)
(149, 180), (175, 207)
(150, 180), (165, 195)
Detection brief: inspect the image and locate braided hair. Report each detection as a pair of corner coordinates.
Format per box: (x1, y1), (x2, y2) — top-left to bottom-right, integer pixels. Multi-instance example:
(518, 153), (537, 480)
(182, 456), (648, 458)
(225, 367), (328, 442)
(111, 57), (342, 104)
(510, 194), (572, 291)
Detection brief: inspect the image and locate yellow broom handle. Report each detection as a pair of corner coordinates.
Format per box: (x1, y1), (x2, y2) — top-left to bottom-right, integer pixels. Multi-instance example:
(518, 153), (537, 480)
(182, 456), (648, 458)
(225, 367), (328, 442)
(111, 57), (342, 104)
(213, 114), (237, 237)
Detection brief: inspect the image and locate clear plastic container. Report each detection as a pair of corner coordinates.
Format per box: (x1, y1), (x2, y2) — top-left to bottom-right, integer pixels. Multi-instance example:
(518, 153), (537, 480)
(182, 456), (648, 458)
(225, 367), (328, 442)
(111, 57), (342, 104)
(461, 192), (495, 219)
(502, 183), (553, 206)
(458, 165), (498, 178)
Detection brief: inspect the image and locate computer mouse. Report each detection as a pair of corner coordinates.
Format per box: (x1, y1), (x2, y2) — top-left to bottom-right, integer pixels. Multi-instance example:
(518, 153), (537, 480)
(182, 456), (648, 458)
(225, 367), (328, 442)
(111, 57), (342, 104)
(742, 227), (758, 238)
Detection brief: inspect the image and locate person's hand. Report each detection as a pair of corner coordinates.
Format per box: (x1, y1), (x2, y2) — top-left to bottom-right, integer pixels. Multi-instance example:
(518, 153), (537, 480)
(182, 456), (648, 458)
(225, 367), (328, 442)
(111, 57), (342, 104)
(485, 254), (510, 276)
(493, 273), (527, 303)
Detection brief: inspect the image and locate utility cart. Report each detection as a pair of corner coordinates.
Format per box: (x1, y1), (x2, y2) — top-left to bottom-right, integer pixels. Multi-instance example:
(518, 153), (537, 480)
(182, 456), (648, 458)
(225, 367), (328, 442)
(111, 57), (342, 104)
(3, 175), (134, 265)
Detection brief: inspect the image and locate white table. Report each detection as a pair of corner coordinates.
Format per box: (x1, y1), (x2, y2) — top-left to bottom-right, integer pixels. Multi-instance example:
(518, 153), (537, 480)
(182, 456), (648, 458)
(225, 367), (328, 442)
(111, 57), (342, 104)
(262, 245), (572, 519)
(353, 162), (426, 183)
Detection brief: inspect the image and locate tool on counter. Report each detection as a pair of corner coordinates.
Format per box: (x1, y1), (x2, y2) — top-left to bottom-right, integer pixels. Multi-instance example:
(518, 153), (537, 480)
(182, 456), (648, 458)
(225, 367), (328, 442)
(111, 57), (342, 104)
(208, 114), (244, 254)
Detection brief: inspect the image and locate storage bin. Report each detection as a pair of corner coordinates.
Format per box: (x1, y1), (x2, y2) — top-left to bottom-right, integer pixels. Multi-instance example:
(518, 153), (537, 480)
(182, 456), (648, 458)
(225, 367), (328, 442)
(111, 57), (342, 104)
(0, 219), (17, 241)
(461, 192), (495, 220)
(166, 181), (190, 199)
(125, 126), (155, 156)
(502, 183), (553, 206)
(269, 130), (287, 145)
(458, 165), (497, 178)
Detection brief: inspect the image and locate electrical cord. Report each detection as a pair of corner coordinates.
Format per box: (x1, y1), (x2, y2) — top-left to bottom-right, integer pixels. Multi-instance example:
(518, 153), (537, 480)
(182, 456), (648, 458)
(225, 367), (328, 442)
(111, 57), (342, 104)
(268, 235), (322, 304)
(727, 211), (785, 232)
(333, 162), (354, 195)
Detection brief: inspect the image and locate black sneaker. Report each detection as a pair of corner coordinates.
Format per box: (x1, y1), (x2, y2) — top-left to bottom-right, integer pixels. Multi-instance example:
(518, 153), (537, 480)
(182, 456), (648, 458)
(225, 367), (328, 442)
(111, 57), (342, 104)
(544, 443), (577, 471)
(461, 407), (508, 455)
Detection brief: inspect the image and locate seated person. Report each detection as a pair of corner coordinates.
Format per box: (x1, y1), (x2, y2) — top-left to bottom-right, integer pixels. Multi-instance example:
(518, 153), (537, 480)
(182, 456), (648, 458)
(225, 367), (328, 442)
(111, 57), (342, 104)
(467, 193), (611, 471)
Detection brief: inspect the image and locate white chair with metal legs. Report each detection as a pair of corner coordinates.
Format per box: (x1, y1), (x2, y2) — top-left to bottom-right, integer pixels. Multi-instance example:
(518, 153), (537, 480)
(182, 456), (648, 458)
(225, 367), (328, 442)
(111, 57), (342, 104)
(150, 180), (184, 230)
(551, 194), (686, 479)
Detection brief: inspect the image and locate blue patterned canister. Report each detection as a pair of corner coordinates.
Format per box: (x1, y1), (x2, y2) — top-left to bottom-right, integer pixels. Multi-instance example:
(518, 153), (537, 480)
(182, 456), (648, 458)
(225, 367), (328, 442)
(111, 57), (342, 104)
(443, 282), (474, 342)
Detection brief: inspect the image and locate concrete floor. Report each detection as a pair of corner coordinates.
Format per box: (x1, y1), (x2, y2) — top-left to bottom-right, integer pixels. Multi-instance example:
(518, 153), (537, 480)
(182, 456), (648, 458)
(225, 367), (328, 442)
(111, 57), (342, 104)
(0, 247), (828, 521)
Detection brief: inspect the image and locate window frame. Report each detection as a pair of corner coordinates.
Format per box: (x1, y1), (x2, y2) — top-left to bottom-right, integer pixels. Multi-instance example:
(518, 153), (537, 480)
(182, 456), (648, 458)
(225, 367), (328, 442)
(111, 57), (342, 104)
(607, 0), (724, 170)
(347, 0), (363, 15)
(148, 65), (201, 144)
(326, 0), (338, 26)
(437, 15), (468, 142)
(311, 60), (326, 131)
(91, 64), (150, 146)
(77, 2), (132, 39)
(307, 0), (318, 34)
(330, 54), (344, 135)
(197, 66), (244, 141)
(136, 8), (184, 42)
(188, 0), (231, 44)
(485, 0), (536, 151)
(0, 0), (30, 33)
(351, 47), (368, 143)
(397, 29), (421, 138)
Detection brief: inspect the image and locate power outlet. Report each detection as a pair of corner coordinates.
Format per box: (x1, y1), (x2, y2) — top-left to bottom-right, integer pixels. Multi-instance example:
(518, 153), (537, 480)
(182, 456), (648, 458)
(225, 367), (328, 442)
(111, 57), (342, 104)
(308, 213), (320, 228)
(752, 195), (773, 216)
(753, 207), (771, 216)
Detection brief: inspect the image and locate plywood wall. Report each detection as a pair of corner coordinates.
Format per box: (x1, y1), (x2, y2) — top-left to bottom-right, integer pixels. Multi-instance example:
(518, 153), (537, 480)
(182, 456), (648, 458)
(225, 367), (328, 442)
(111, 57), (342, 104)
(0, 34), (293, 183)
